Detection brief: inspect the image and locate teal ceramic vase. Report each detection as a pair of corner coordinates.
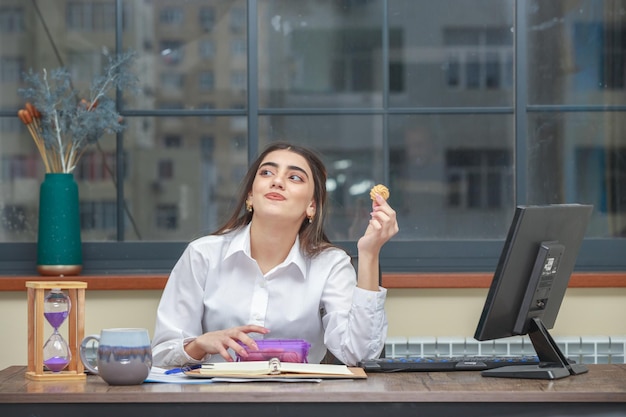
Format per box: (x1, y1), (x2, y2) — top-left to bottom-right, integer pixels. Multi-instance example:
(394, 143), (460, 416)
(37, 173), (83, 276)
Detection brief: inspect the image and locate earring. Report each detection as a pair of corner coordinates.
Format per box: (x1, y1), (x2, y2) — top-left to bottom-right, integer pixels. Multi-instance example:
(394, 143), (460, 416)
(308, 215), (313, 223)
(246, 200), (252, 212)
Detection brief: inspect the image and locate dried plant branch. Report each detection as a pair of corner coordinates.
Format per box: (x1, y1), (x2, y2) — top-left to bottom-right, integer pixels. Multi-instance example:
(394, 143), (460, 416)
(18, 50), (138, 173)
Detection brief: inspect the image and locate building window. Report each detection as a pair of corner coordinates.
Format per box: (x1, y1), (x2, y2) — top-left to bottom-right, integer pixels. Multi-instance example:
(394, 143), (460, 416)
(0, 155), (38, 180)
(446, 149), (512, 209)
(389, 62), (404, 93)
(199, 40), (215, 59)
(574, 22), (626, 90)
(164, 135), (182, 148)
(66, 2), (116, 31)
(230, 70), (246, 91)
(0, 117), (22, 133)
(0, 7), (24, 32)
(76, 152), (115, 182)
(603, 148), (626, 214)
(158, 159), (174, 180)
(159, 7), (183, 25)
(80, 201), (116, 231)
(0, 56), (23, 83)
(156, 204), (178, 229)
(230, 7), (245, 33)
(601, 26), (626, 89)
(231, 38), (246, 56)
(160, 72), (185, 89)
(201, 135), (215, 157)
(576, 147), (626, 214)
(199, 70), (215, 90)
(444, 27), (513, 90)
(199, 7), (215, 32)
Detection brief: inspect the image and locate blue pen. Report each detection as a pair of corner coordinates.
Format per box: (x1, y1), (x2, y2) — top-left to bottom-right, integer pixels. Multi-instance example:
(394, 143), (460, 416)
(164, 364), (202, 375)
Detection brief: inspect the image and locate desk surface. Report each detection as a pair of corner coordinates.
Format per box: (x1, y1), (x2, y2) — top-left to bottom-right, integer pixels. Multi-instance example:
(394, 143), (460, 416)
(1, 365), (625, 417)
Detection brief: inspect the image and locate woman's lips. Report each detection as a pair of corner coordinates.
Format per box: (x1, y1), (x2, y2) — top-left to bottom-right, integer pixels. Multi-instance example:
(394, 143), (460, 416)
(265, 192), (285, 201)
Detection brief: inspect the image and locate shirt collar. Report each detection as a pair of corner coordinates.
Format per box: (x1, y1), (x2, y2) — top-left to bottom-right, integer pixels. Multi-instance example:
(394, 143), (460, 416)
(224, 223), (308, 280)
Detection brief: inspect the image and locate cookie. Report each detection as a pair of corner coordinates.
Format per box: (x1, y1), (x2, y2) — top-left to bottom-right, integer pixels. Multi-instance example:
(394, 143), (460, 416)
(370, 184), (390, 201)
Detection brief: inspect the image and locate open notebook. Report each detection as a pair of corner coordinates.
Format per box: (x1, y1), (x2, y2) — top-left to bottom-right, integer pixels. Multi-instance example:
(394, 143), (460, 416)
(184, 358), (366, 379)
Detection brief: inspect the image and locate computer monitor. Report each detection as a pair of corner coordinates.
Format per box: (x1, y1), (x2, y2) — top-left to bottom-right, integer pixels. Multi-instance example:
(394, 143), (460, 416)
(474, 204), (593, 379)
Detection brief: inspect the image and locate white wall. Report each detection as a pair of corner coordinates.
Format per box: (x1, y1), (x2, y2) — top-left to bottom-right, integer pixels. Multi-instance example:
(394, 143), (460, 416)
(1, 287), (625, 371)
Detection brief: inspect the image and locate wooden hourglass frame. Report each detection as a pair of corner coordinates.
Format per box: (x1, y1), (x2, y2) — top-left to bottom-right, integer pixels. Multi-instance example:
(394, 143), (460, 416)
(26, 281), (87, 381)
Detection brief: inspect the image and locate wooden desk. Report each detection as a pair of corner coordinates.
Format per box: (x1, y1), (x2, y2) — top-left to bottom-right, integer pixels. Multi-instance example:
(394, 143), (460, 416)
(1, 365), (625, 417)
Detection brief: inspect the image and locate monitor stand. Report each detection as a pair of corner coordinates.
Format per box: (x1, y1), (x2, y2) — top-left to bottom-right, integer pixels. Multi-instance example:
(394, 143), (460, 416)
(481, 317), (589, 380)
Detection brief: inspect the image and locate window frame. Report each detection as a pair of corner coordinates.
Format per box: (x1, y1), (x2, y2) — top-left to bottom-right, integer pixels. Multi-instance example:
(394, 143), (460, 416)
(0, 0), (624, 278)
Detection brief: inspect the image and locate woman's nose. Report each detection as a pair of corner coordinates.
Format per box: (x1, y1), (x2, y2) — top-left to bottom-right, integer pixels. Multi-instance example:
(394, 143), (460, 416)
(271, 176), (285, 189)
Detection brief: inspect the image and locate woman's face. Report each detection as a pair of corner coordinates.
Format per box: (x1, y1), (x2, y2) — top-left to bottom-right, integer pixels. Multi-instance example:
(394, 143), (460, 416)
(248, 149), (316, 224)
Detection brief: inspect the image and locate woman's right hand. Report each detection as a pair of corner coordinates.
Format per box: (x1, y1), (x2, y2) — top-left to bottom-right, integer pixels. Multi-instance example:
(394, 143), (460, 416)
(184, 324), (270, 361)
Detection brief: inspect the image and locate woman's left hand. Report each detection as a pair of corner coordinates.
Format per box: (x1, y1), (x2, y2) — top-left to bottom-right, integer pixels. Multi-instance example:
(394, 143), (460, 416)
(357, 194), (399, 255)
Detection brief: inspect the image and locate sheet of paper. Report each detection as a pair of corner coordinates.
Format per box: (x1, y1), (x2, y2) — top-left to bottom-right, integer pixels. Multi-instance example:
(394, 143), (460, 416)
(145, 366), (214, 384)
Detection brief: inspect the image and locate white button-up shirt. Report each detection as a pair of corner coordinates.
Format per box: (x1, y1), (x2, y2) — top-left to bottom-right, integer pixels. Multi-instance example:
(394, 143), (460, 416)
(151, 223), (388, 366)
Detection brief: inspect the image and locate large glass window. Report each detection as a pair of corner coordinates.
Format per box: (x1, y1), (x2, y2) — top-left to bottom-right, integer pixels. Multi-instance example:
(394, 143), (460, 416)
(0, 0), (624, 275)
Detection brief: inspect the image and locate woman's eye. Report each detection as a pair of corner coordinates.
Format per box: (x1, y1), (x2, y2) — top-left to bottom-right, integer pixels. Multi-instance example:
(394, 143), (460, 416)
(289, 174), (304, 182)
(259, 169), (273, 176)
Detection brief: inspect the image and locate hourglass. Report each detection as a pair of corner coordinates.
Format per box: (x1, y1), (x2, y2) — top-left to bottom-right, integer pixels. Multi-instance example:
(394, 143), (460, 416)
(43, 289), (71, 372)
(26, 281), (87, 381)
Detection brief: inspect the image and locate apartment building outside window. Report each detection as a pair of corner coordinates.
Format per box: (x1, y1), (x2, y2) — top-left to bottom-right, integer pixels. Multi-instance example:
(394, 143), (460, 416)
(0, 0), (623, 274)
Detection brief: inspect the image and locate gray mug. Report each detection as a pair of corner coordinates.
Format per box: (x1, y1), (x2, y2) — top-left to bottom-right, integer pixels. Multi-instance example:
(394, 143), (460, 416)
(79, 328), (152, 385)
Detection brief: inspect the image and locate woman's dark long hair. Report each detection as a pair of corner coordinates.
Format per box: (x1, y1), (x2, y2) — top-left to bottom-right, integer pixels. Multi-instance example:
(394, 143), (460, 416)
(212, 142), (335, 257)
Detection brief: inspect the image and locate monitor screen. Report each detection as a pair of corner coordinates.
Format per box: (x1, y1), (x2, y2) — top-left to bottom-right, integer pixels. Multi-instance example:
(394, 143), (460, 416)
(474, 204), (593, 379)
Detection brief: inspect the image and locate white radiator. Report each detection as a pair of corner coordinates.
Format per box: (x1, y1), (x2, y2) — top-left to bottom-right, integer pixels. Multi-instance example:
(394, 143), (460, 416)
(384, 335), (626, 364)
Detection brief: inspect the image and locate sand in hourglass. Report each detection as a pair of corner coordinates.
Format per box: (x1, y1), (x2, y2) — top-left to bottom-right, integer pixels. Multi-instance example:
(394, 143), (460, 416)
(43, 344), (70, 371)
(43, 301), (71, 372)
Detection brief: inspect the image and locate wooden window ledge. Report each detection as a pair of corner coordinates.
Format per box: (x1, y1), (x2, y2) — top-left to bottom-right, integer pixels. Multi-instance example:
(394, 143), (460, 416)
(0, 272), (624, 291)
(382, 272), (626, 288)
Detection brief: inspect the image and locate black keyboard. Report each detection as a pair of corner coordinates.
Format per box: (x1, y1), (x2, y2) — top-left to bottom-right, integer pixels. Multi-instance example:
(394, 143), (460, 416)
(359, 356), (541, 372)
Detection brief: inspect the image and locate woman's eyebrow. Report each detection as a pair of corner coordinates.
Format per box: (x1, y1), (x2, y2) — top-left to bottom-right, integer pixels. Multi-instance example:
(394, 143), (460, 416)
(259, 161), (309, 178)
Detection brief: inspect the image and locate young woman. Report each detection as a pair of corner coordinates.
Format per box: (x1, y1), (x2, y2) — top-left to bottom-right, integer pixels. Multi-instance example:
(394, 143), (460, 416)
(151, 142), (399, 366)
